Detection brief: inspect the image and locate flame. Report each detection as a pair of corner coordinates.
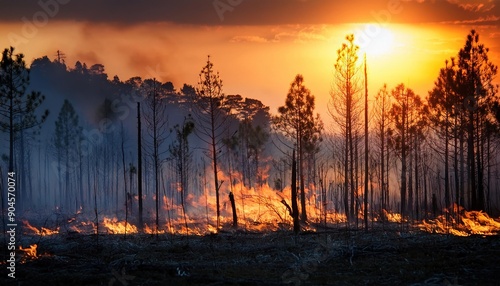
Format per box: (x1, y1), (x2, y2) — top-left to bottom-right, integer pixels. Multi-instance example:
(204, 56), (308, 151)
(418, 208), (500, 236)
(381, 209), (405, 223)
(19, 244), (38, 262)
(102, 217), (138, 234)
(69, 221), (96, 233)
(30, 170), (500, 236)
(461, 210), (500, 234)
(23, 220), (59, 236)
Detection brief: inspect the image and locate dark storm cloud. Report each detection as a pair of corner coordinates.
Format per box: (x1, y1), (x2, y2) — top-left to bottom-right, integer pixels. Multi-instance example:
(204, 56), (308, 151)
(0, 0), (498, 25)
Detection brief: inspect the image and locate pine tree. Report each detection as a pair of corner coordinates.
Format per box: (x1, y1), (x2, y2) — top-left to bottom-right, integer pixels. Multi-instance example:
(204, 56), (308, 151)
(329, 35), (363, 222)
(0, 47), (49, 208)
(191, 56), (229, 230)
(53, 100), (82, 211)
(273, 74), (323, 223)
(388, 84), (425, 219)
(142, 78), (169, 235)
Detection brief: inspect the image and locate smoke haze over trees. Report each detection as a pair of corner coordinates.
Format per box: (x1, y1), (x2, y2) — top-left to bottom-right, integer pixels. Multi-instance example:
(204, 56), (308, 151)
(0, 29), (499, 233)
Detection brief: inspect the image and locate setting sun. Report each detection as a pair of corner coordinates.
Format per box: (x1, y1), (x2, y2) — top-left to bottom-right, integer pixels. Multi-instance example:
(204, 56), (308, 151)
(355, 24), (395, 56)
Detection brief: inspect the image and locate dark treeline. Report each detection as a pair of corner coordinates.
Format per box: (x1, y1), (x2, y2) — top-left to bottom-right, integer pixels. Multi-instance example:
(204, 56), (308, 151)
(1, 29), (499, 231)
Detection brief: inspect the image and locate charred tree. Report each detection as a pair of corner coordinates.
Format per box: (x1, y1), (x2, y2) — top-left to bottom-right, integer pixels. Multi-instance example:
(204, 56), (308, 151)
(329, 34), (363, 223)
(229, 191), (237, 228)
(291, 150), (300, 234)
(364, 54), (369, 231)
(273, 74), (323, 223)
(389, 84), (425, 221)
(52, 100), (82, 213)
(374, 84), (391, 217)
(142, 78), (169, 236)
(169, 116), (195, 234)
(191, 56), (229, 230)
(137, 102), (143, 232)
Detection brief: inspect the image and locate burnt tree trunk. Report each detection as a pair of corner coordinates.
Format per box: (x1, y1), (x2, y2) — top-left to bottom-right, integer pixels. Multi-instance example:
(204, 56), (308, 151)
(229, 191), (237, 228)
(364, 54), (369, 231)
(291, 150), (300, 234)
(137, 102), (143, 232)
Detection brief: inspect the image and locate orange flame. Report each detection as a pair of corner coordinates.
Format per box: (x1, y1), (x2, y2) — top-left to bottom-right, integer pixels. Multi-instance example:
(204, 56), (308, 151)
(102, 217), (138, 234)
(419, 208), (500, 236)
(23, 220), (59, 236)
(382, 209), (405, 223)
(69, 221), (96, 233)
(19, 244), (38, 261)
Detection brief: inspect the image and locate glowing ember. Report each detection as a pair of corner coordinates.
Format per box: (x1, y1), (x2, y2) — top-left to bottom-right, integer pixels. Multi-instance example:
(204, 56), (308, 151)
(23, 221), (59, 236)
(102, 217), (138, 234)
(418, 209), (500, 236)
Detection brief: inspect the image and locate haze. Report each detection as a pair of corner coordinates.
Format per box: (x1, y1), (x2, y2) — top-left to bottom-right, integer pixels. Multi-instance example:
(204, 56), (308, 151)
(0, 0), (499, 117)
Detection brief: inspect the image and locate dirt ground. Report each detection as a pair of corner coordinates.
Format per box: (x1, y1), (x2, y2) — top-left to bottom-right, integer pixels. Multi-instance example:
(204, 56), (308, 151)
(1, 224), (499, 285)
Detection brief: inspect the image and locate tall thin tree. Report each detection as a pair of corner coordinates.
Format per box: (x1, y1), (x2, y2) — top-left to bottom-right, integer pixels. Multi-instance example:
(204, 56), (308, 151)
(329, 34), (363, 222)
(363, 54), (369, 231)
(191, 56), (229, 230)
(137, 102), (143, 231)
(142, 78), (169, 235)
(53, 100), (82, 212)
(169, 116), (195, 235)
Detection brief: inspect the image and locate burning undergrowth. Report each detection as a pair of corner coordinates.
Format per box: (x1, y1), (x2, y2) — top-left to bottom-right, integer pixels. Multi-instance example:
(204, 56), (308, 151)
(17, 201), (500, 239)
(3, 200), (500, 285)
(418, 205), (500, 237)
(4, 175), (500, 285)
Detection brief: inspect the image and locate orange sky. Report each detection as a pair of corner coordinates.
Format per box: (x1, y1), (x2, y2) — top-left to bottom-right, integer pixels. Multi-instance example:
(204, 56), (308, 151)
(0, 0), (499, 119)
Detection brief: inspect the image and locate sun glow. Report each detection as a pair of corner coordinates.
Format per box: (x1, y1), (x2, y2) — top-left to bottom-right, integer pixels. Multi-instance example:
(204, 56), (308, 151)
(355, 25), (395, 56)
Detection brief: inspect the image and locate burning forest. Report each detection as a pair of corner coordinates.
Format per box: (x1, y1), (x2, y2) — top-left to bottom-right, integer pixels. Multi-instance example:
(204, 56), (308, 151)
(1, 2), (500, 284)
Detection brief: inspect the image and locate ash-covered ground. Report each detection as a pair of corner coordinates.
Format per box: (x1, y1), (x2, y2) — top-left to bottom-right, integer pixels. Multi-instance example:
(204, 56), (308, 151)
(1, 223), (499, 285)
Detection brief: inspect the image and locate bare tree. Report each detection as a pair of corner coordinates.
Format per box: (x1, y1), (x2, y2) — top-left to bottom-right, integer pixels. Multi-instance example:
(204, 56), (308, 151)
(329, 34), (363, 222)
(169, 116), (195, 235)
(373, 84), (391, 216)
(191, 56), (229, 230)
(52, 100), (82, 212)
(363, 54), (369, 231)
(142, 78), (169, 235)
(291, 150), (300, 233)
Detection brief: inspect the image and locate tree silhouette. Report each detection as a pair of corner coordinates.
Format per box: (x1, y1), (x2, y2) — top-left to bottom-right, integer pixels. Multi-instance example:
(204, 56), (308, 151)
(142, 78), (169, 235)
(428, 30), (498, 211)
(329, 34), (363, 222)
(373, 84), (391, 216)
(225, 95), (270, 189)
(388, 84), (425, 219)
(53, 100), (82, 211)
(273, 74), (323, 223)
(191, 56), (229, 230)
(0, 46), (49, 208)
(456, 30), (498, 210)
(428, 58), (458, 211)
(169, 115), (195, 235)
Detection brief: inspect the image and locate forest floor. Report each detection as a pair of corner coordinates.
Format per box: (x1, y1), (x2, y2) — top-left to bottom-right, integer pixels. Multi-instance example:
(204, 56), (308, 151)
(1, 223), (499, 286)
